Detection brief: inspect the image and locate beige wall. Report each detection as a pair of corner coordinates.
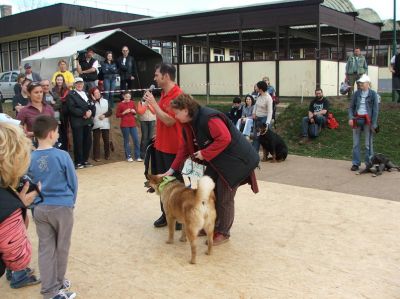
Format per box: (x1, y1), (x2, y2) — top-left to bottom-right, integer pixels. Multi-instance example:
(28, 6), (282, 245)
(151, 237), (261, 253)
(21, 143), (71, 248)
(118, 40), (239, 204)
(242, 61), (276, 94)
(176, 61), (390, 97)
(209, 63), (239, 95)
(368, 66), (379, 91)
(320, 60), (338, 96)
(279, 60), (316, 97)
(179, 64), (207, 94)
(379, 67), (392, 80)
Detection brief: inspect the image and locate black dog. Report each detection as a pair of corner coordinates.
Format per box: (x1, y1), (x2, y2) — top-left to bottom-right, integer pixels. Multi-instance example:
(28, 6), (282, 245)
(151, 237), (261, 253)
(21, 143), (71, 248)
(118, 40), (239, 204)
(357, 153), (400, 177)
(258, 123), (288, 162)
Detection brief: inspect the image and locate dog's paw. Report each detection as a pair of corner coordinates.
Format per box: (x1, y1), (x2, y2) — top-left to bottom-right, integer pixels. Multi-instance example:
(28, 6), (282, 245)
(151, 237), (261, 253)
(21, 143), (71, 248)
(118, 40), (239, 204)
(166, 239), (174, 244)
(205, 249), (212, 256)
(190, 259), (196, 264)
(179, 236), (187, 242)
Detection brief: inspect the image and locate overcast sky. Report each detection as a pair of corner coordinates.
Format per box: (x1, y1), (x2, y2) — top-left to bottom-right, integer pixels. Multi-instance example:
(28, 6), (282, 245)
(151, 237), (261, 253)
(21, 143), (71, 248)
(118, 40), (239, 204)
(4, 0), (400, 20)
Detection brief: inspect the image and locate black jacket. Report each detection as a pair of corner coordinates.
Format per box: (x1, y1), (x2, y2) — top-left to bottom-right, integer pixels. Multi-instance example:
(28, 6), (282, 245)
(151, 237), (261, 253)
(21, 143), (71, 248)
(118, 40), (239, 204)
(66, 90), (96, 129)
(117, 55), (136, 80)
(79, 58), (98, 82)
(188, 107), (259, 189)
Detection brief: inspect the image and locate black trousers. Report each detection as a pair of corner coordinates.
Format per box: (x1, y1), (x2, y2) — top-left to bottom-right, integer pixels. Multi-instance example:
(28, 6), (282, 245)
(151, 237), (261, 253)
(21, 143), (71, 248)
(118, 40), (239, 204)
(120, 79), (133, 92)
(71, 125), (92, 165)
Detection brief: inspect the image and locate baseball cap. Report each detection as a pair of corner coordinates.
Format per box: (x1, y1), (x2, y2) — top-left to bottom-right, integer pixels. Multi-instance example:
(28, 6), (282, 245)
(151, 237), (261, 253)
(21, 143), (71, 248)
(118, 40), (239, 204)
(74, 77), (84, 83)
(24, 63), (32, 69)
(357, 74), (371, 83)
(0, 113), (21, 126)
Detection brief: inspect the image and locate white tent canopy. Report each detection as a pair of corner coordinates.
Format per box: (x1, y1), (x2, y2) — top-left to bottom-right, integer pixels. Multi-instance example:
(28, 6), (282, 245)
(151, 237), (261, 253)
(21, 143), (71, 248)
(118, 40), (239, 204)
(22, 29), (162, 88)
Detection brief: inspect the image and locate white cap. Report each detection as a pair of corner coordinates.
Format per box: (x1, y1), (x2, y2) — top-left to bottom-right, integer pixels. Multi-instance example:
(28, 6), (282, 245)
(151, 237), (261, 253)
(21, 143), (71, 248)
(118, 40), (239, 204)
(0, 113), (21, 126)
(357, 74), (371, 83)
(74, 77), (84, 83)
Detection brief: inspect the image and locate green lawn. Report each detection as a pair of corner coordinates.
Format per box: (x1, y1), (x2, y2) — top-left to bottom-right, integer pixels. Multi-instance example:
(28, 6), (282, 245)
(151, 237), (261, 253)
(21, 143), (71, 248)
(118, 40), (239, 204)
(201, 97), (400, 164)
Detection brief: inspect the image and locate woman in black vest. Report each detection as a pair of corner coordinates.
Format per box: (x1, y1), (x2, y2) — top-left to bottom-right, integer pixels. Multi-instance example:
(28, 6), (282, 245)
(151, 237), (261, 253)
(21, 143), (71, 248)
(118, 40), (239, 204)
(67, 77), (96, 169)
(164, 94), (259, 245)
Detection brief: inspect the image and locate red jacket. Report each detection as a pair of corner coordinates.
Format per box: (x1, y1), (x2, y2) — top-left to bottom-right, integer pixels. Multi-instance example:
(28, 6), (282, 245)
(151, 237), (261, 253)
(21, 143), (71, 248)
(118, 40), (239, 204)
(116, 100), (137, 127)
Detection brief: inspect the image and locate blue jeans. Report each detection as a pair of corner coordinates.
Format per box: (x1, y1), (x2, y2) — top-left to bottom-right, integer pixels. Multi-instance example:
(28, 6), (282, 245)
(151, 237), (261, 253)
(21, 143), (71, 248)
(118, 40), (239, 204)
(103, 78), (116, 108)
(301, 115), (326, 137)
(121, 127), (140, 159)
(352, 119), (373, 166)
(252, 116), (268, 152)
(140, 120), (155, 159)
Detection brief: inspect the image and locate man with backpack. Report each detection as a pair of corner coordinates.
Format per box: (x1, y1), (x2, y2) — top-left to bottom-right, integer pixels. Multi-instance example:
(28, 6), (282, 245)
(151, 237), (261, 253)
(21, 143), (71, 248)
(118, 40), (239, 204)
(299, 88), (329, 144)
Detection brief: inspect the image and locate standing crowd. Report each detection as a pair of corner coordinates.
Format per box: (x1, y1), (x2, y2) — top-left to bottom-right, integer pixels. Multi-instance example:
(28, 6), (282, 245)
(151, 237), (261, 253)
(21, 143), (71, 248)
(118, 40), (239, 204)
(0, 46), (385, 299)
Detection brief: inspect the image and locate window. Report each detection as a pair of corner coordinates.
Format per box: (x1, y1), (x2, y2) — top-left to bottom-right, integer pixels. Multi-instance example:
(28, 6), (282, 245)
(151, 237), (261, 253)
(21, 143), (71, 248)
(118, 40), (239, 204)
(213, 48), (224, 62)
(229, 49), (239, 61)
(193, 46), (200, 63)
(39, 36), (49, 50)
(11, 72), (19, 82)
(62, 32), (71, 39)
(162, 48), (172, 63)
(254, 51), (264, 60)
(19, 40), (28, 62)
(0, 72), (10, 82)
(29, 38), (38, 55)
(1, 43), (10, 71)
(201, 47), (208, 62)
(185, 46), (192, 63)
(243, 51), (252, 61)
(50, 33), (60, 45)
(10, 42), (18, 69)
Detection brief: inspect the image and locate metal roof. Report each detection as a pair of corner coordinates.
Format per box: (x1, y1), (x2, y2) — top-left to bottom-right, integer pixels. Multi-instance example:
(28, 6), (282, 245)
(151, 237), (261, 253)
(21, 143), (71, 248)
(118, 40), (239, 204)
(357, 8), (383, 24)
(321, 0), (356, 14)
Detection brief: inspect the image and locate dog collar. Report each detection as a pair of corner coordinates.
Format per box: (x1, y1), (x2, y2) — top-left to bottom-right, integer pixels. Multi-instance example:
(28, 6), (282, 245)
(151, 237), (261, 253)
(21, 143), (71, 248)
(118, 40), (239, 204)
(158, 176), (177, 193)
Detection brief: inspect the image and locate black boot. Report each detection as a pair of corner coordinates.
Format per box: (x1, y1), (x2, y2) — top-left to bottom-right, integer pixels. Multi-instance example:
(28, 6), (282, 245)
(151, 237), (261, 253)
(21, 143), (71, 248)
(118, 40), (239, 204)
(153, 214), (167, 227)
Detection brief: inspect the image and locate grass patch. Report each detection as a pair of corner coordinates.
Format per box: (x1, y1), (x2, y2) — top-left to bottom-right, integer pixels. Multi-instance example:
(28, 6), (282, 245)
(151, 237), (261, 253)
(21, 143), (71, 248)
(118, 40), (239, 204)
(276, 101), (400, 164)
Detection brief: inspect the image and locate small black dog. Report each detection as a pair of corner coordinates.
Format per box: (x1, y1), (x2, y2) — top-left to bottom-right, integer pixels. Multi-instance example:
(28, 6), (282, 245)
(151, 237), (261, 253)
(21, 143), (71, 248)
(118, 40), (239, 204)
(258, 123), (288, 162)
(357, 153), (400, 177)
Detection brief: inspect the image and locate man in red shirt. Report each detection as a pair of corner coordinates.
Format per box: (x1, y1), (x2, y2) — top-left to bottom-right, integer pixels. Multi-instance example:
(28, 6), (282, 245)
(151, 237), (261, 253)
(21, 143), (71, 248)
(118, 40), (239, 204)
(143, 63), (183, 228)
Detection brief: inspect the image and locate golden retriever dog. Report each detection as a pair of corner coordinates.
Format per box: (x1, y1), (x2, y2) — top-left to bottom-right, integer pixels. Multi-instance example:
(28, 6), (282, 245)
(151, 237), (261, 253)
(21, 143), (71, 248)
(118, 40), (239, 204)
(148, 175), (216, 264)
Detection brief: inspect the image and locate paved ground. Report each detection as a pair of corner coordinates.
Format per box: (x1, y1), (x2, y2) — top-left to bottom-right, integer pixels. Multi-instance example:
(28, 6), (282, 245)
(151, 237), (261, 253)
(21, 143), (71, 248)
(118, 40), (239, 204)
(1, 157), (399, 298)
(256, 155), (400, 202)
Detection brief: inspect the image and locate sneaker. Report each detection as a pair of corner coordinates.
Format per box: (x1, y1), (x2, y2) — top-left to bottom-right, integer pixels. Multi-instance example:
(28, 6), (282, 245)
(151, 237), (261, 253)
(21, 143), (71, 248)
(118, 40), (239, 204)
(60, 279), (71, 291)
(10, 274), (41, 289)
(6, 268), (34, 281)
(127, 157), (134, 162)
(83, 162), (93, 168)
(135, 158), (143, 162)
(351, 165), (359, 171)
(51, 290), (76, 299)
(153, 214), (167, 227)
(75, 164), (84, 169)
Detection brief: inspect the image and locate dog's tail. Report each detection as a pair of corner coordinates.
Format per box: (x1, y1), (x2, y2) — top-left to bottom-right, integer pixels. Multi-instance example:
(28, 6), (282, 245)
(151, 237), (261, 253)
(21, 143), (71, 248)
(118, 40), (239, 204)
(196, 176), (215, 204)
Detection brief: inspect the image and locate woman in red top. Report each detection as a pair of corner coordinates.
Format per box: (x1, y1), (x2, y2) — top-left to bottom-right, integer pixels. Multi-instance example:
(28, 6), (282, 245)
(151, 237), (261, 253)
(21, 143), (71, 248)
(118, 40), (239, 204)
(52, 74), (70, 151)
(116, 91), (141, 162)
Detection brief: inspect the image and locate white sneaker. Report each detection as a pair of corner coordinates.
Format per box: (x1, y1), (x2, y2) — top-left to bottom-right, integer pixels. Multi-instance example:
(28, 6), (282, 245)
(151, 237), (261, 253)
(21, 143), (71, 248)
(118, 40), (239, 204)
(60, 279), (71, 291)
(127, 158), (134, 162)
(136, 158), (143, 162)
(51, 289), (76, 299)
